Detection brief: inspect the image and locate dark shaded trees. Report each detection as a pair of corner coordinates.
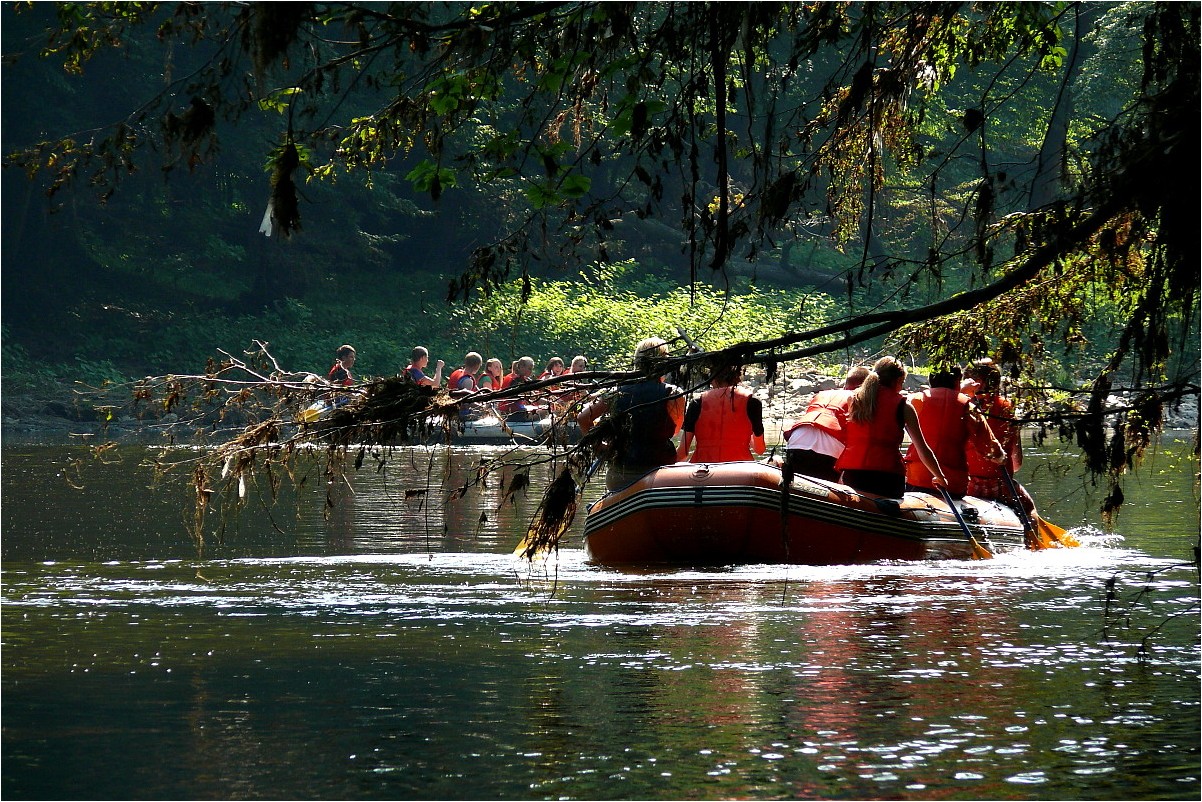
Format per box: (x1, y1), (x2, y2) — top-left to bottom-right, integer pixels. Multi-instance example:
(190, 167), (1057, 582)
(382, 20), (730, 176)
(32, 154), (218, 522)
(4, 2), (1198, 511)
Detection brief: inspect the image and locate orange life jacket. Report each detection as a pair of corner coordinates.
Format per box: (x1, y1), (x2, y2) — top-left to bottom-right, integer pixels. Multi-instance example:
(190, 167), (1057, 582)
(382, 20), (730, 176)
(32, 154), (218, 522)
(328, 362), (352, 387)
(783, 388), (854, 442)
(904, 387), (970, 495)
(836, 387), (906, 475)
(690, 387), (754, 463)
(966, 394), (1018, 480)
(497, 372), (532, 415)
(447, 368), (476, 391)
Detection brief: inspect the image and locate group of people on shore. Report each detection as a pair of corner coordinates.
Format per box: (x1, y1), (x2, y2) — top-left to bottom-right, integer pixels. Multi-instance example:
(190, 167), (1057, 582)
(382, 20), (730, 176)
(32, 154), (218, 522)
(322, 340), (1028, 508)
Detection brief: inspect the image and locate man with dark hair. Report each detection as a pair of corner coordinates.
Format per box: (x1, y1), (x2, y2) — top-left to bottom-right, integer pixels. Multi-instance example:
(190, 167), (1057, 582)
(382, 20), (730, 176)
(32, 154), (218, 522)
(327, 345), (356, 386)
(404, 346), (444, 387)
(905, 365), (1002, 497)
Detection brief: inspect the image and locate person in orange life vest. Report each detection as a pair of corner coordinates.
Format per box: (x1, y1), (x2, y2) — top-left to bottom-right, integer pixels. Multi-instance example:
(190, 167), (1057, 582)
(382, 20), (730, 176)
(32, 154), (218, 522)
(836, 356), (947, 498)
(498, 356), (539, 421)
(554, 355), (591, 415)
(962, 358), (1032, 511)
(783, 365), (870, 481)
(904, 365), (1003, 497)
(676, 362), (766, 463)
(404, 346), (444, 387)
(478, 358), (505, 392)
(539, 357), (565, 381)
(447, 352), (484, 393)
(327, 344), (356, 387)
(578, 337), (685, 491)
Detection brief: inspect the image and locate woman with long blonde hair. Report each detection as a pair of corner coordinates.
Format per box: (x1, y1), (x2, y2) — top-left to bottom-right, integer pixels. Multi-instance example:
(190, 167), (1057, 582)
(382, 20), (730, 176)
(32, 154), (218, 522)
(837, 356), (946, 497)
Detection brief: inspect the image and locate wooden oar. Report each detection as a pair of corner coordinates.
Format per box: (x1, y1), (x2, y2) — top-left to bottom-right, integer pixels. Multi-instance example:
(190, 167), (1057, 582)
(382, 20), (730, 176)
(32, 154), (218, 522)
(938, 486), (994, 560)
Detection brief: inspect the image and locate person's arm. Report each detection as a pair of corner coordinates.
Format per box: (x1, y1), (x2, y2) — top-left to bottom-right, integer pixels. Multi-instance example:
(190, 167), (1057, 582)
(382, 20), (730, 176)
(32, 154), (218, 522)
(966, 405), (1005, 463)
(576, 396), (608, 434)
(1008, 424), (1023, 473)
(430, 359), (445, 387)
(676, 398), (702, 460)
(448, 375), (476, 398)
(665, 391), (685, 434)
(747, 397), (766, 455)
(902, 401), (947, 488)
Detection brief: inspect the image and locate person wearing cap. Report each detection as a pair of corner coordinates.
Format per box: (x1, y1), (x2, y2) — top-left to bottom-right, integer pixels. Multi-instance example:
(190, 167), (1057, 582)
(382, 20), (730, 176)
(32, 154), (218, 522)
(578, 337), (685, 491)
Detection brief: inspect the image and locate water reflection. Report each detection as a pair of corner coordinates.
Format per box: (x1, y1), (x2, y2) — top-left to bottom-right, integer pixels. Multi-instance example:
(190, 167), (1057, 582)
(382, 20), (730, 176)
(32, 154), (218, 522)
(2, 442), (1198, 800)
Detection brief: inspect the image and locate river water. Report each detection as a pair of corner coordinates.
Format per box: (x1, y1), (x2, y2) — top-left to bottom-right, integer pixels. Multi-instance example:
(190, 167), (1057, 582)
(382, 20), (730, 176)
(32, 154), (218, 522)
(2, 436), (1198, 800)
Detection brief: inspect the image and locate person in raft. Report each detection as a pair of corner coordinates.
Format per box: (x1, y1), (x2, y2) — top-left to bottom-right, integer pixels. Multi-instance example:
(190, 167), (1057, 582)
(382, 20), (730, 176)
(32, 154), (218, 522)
(676, 361), (765, 463)
(478, 357), (505, 392)
(327, 344), (356, 387)
(539, 357), (565, 381)
(446, 352), (486, 420)
(404, 346), (444, 387)
(782, 365), (870, 481)
(447, 352), (483, 393)
(904, 365), (1003, 497)
(835, 356), (947, 498)
(498, 356), (540, 421)
(961, 358), (1031, 511)
(578, 337), (686, 491)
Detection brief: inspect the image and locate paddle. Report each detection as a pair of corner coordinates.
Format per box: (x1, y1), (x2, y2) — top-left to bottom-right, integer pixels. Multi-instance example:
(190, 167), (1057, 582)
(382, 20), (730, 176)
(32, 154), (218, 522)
(938, 485), (994, 560)
(1000, 465), (1079, 549)
(1000, 465), (1043, 550)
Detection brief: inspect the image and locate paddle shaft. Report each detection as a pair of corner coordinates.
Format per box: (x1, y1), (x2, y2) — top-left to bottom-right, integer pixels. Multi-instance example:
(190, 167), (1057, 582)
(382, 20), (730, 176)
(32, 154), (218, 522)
(938, 486), (993, 559)
(1000, 465), (1036, 533)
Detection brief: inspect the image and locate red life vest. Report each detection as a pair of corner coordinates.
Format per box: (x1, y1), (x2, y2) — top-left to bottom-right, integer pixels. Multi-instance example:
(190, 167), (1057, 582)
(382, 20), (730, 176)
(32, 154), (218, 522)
(966, 394), (1017, 480)
(497, 372), (531, 415)
(691, 387), (754, 462)
(328, 362), (352, 387)
(447, 368), (477, 391)
(836, 387), (906, 475)
(783, 388), (854, 442)
(904, 387), (970, 495)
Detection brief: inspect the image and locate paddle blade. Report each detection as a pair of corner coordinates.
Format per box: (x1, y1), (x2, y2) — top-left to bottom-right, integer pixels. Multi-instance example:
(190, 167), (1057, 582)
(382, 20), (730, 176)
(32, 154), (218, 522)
(970, 536), (994, 560)
(1023, 522), (1056, 550)
(1037, 516), (1080, 548)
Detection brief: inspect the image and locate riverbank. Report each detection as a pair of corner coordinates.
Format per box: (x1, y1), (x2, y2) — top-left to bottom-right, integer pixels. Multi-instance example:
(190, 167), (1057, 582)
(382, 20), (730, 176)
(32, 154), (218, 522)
(3, 371), (1197, 446)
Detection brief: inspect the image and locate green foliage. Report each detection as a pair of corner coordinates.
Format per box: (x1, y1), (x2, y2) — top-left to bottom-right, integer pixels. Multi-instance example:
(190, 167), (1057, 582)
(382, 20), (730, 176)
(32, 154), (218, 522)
(449, 260), (838, 370)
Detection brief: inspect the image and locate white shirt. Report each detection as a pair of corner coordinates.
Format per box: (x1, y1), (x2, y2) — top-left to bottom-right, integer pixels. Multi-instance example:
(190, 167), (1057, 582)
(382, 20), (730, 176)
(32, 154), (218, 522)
(786, 424), (844, 458)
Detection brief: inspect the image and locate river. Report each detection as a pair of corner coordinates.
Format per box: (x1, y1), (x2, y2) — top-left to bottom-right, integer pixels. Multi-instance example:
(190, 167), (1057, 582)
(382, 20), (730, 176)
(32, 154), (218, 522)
(2, 436), (1198, 800)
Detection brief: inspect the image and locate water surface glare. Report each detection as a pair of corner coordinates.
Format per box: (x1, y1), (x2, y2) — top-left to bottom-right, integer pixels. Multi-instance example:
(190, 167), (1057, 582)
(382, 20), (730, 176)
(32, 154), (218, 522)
(2, 443), (1199, 800)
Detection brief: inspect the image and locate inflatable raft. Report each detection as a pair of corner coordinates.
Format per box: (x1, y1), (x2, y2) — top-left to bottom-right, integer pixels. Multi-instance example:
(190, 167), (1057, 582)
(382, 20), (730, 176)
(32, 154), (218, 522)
(583, 461), (1031, 566)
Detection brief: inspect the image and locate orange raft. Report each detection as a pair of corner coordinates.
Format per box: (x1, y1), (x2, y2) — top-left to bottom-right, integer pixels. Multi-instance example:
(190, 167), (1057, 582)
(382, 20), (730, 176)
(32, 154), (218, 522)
(583, 461), (1029, 566)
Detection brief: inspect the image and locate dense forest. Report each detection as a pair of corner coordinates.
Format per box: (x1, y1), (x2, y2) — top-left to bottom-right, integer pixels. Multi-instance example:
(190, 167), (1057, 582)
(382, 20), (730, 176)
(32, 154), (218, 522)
(2, 2), (1198, 525)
